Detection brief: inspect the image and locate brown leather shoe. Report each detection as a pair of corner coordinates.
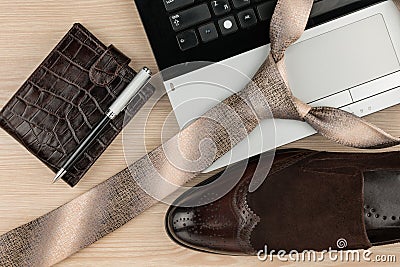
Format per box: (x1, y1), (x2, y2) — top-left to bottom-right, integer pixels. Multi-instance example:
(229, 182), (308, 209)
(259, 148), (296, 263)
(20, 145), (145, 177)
(165, 149), (400, 255)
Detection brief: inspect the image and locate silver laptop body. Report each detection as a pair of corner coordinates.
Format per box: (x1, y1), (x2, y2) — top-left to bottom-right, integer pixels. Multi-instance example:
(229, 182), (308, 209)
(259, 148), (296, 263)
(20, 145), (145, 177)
(164, 0), (400, 172)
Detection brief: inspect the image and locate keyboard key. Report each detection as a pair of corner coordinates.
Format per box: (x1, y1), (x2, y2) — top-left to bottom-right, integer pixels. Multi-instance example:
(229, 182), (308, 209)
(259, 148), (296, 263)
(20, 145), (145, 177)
(176, 30), (199, 51)
(211, 0), (231, 16)
(198, 23), (219, 42)
(218, 16), (238, 35)
(237, 9), (257, 28)
(256, 1), (276, 21)
(170, 4), (212, 32)
(163, 0), (194, 12)
(232, 0), (251, 9)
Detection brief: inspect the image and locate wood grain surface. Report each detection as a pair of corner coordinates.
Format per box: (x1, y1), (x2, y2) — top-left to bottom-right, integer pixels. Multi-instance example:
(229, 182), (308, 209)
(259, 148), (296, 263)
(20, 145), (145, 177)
(1, 0), (400, 266)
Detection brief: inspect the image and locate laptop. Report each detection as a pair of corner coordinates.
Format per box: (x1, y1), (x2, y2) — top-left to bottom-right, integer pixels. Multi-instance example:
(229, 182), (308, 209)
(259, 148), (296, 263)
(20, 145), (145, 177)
(134, 0), (400, 172)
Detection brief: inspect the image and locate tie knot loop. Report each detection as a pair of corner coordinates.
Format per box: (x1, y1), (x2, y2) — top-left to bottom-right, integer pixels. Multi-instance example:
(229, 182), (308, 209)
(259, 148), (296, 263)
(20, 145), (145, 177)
(292, 97), (312, 119)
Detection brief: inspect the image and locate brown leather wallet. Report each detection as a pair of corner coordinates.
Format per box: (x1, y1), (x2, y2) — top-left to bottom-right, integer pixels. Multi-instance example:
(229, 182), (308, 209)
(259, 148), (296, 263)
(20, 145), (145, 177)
(0, 23), (155, 187)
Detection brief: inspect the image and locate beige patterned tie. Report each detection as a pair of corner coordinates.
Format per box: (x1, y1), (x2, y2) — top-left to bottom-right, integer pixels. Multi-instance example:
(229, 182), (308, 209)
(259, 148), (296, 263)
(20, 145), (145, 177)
(1, 1), (400, 266)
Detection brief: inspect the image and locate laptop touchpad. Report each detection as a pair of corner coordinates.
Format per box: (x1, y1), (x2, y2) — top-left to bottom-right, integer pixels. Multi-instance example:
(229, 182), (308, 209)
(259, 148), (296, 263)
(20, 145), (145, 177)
(286, 14), (400, 103)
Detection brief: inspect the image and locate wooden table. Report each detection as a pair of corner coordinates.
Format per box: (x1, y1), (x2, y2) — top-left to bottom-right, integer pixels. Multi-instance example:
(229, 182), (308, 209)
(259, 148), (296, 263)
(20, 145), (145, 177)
(1, 0), (400, 266)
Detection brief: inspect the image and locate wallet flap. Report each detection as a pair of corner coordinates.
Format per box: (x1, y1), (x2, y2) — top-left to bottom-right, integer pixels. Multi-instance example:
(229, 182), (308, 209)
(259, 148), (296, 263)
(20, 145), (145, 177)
(89, 45), (131, 87)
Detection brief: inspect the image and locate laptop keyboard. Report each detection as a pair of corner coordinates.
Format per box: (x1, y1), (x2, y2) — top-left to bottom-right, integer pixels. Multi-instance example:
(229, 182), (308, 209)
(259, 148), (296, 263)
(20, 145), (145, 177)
(166, 0), (323, 51)
(135, 0), (383, 70)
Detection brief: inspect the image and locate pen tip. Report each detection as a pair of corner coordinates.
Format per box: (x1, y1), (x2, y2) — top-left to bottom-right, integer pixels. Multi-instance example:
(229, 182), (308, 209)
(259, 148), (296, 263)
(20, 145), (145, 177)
(53, 169), (67, 184)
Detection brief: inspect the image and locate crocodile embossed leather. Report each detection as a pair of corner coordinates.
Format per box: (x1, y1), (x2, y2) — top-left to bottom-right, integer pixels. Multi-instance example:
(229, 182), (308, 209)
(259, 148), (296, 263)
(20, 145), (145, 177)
(0, 24), (155, 186)
(1, 1), (400, 266)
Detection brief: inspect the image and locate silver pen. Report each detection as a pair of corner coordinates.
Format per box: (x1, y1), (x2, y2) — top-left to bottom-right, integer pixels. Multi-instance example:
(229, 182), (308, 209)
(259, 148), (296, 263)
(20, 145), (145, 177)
(53, 67), (152, 183)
